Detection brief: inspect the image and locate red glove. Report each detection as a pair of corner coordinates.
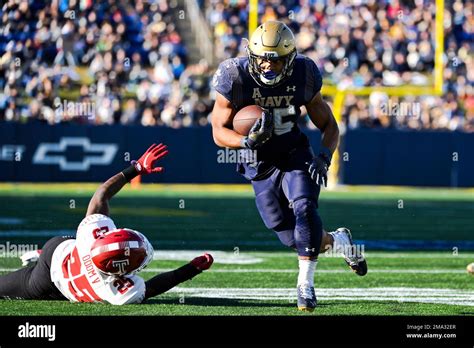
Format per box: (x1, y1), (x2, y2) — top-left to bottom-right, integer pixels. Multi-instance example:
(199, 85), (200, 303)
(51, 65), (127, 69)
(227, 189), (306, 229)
(132, 143), (169, 174)
(191, 253), (214, 271)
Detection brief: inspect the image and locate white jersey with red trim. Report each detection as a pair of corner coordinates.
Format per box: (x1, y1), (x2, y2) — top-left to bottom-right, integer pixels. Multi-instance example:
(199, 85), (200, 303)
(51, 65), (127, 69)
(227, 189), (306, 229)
(50, 214), (146, 305)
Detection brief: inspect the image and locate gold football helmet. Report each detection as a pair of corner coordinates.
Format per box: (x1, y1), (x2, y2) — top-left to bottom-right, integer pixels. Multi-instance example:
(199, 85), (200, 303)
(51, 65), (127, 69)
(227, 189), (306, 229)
(247, 21), (297, 87)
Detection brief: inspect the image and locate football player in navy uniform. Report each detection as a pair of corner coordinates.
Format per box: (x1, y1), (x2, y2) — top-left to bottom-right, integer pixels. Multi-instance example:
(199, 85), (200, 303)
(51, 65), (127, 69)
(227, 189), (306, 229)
(0, 144), (213, 305)
(211, 21), (367, 311)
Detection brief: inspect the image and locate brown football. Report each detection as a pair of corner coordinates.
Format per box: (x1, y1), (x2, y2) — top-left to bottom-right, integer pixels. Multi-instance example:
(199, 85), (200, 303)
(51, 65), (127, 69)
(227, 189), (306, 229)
(232, 105), (263, 135)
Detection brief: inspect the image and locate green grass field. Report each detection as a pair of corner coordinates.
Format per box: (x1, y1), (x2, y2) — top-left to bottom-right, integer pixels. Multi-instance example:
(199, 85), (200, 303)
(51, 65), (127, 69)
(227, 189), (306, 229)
(0, 184), (473, 315)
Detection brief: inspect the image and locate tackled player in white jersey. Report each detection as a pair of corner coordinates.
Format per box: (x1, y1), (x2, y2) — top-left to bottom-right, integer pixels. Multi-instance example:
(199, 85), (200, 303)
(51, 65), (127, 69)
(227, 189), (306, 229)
(0, 143), (213, 305)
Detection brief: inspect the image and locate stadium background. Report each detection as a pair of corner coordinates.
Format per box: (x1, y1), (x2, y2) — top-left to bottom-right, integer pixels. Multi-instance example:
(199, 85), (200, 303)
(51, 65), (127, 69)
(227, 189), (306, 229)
(0, 0), (473, 316)
(0, 0), (473, 185)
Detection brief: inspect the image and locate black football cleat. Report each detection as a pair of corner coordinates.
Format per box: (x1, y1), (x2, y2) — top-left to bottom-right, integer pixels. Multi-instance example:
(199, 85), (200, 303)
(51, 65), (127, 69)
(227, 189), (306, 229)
(297, 284), (317, 312)
(336, 227), (368, 276)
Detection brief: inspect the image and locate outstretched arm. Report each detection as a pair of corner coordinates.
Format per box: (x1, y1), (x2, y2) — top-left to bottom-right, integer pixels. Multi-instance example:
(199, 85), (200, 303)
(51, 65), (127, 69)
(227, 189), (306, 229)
(86, 173), (128, 217)
(86, 143), (169, 217)
(144, 253), (213, 300)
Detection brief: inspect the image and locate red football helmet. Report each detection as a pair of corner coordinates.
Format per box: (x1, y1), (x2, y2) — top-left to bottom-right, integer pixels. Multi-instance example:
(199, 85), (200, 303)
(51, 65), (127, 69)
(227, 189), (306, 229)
(91, 228), (154, 276)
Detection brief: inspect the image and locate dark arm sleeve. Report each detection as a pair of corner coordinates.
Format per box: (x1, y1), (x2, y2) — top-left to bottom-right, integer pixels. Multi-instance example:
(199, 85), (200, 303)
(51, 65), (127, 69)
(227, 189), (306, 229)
(143, 263), (201, 300)
(303, 57), (323, 104)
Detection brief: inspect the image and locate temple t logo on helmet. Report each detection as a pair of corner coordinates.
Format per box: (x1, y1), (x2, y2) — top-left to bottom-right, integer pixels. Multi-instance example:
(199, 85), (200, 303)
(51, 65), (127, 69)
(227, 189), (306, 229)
(90, 228), (154, 276)
(112, 259), (130, 274)
(247, 21), (297, 87)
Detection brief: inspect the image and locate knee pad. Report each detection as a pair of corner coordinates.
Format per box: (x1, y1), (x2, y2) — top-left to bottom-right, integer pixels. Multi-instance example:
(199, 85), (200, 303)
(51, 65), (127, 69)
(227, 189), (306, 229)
(292, 198), (323, 257)
(255, 189), (285, 229)
(292, 198), (316, 220)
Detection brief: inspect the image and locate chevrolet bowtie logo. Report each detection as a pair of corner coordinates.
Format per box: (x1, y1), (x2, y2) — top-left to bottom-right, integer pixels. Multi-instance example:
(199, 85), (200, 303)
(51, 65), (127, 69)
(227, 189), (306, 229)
(33, 137), (118, 171)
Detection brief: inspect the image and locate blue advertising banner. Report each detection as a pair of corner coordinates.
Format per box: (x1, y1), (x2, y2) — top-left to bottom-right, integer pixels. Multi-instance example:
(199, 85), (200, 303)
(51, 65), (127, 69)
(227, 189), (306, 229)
(1, 123), (472, 186)
(341, 129), (474, 187)
(0, 123), (321, 183)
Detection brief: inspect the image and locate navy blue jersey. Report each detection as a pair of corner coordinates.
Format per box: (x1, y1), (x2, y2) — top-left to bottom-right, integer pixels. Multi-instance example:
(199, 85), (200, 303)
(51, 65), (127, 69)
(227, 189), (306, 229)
(212, 55), (323, 180)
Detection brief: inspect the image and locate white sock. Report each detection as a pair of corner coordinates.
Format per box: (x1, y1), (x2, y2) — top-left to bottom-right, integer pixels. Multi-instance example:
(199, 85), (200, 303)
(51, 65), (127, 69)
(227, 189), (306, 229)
(329, 231), (347, 254)
(297, 259), (317, 287)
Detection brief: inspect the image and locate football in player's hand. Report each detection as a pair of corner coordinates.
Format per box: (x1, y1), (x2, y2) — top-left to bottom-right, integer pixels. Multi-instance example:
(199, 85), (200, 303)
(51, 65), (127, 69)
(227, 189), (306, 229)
(233, 105), (263, 135)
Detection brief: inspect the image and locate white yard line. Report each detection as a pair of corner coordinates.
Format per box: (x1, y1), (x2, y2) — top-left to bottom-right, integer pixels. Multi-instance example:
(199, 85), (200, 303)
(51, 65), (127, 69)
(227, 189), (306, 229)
(1, 261), (471, 306)
(167, 287), (474, 307)
(152, 250), (262, 264)
(253, 251), (474, 259)
(0, 268), (468, 274)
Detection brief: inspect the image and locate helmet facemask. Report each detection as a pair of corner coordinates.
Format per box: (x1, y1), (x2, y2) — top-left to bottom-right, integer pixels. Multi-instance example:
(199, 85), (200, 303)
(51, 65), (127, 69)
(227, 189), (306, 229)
(131, 231), (154, 275)
(247, 47), (297, 88)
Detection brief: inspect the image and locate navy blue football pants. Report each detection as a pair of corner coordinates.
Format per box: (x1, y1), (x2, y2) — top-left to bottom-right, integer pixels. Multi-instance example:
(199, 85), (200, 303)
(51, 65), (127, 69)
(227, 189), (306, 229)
(251, 168), (323, 258)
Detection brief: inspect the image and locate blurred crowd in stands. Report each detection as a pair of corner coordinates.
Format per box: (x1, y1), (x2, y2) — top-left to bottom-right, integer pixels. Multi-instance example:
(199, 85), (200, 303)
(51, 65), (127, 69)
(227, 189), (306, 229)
(207, 0), (473, 131)
(0, 0), (473, 131)
(0, 0), (213, 127)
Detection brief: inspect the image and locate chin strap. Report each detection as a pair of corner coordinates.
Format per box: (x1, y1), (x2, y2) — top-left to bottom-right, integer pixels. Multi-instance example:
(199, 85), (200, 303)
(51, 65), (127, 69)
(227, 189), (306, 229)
(259, 72), (284, 86)
(263, 70), (278, 80)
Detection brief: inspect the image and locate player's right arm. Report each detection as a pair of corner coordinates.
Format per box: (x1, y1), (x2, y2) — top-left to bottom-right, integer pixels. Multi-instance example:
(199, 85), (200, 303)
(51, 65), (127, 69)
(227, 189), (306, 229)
(211, 94), (274, 150)
(143, 253), (213, 300)
(210, 93), (244, 149)
(210, 59), (245, 149)
(86, 143), (169, 217)
(210, 60), (274, 150)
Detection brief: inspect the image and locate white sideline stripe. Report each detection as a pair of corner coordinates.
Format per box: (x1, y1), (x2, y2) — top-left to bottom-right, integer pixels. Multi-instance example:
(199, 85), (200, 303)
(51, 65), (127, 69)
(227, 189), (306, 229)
(0, 242), (263, 264)
(0, 231), (474, 258)
(355, 253), (474, 259)
(152, 250), (263, 265)
(253, 252), (474, 259)
(0, 268), (468, 274)
(144, 268), (467, 274)
(167, 287), (474, 307)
